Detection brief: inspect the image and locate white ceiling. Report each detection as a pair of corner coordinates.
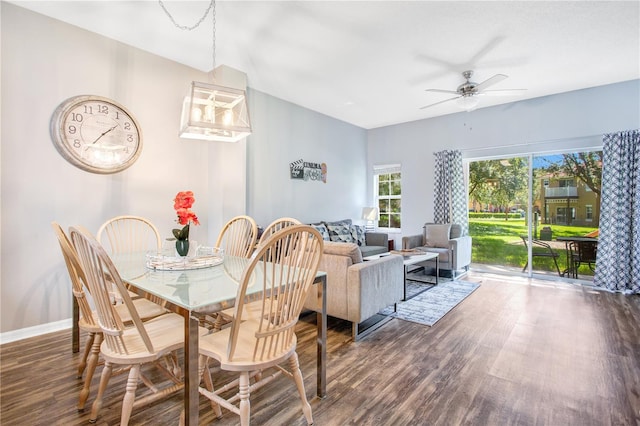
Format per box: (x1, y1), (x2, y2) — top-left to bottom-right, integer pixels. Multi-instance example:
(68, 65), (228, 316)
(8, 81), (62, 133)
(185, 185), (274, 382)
(8, 1), (640, 129)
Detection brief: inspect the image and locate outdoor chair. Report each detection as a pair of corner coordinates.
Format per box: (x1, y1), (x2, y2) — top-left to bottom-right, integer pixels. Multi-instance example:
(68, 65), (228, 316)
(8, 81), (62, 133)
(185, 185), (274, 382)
(520, 235), (562, 277)
(569, 240), (598, 278)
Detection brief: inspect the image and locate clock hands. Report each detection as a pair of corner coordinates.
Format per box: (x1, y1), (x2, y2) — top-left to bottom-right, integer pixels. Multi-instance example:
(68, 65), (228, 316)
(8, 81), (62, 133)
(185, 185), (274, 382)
(84, 124), (119, 151)
(92, 125), (118, 145)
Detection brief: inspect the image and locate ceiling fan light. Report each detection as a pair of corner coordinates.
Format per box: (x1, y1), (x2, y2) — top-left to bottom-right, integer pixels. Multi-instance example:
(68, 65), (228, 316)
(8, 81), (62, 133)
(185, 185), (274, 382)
(457, 95), (479, 111)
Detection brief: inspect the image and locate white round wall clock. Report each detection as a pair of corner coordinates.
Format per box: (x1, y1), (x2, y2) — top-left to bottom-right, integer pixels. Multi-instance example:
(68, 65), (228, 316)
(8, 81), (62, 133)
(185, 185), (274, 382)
(50, 95), (142, 174)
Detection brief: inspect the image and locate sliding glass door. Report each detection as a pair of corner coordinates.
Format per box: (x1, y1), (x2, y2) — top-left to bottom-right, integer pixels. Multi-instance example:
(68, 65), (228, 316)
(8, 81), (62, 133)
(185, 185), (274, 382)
(468, 150), (601, 280)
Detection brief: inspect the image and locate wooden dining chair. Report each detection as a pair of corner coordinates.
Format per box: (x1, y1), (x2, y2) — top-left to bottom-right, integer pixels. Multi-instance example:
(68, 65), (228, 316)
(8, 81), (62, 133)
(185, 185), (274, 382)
(51, 222), (167, 411)
(97, 215), (162, 302)
(197, 225), (323, 426)
(213, 217), (303, 329)
(69, 225), (207, 425)
(214, 215), (258, 258)
(97, 215), (162, 254)
(257, 217), (301, 246)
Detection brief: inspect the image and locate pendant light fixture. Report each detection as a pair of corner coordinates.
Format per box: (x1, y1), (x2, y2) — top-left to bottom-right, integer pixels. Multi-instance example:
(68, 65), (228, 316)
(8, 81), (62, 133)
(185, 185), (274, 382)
(160, 0), (251, 142)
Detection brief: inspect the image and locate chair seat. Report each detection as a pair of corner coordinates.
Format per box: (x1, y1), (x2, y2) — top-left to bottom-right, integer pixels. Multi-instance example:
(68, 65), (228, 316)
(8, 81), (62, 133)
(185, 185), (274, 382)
(100, 313), (207, 364)
(199, 321), (297, 371)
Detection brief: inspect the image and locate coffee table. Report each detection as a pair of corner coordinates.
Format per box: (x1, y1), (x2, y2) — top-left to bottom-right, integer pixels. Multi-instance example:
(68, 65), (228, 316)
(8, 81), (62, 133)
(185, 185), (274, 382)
(364, 251), (439, 300)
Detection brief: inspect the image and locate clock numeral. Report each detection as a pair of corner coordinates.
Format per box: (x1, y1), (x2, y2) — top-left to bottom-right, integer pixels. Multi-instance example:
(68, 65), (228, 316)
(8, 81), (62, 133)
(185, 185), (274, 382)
(71, 113), (83, 122)
(83, 105), (93, 114)
(127, 134), (134, 143)
(97, 104), (109, 114)
(124, 122), (131, 131)
(68, 125), (77, 134)
(73, 139), (81, 148)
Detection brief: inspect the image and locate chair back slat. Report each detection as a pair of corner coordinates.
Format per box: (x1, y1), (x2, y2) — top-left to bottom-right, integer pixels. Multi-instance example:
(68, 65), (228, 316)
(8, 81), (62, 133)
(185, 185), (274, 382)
(70, 226), (155, 355)
(97, 215), (162, 255)
(258, 217), (302, 246)
(215, 215), (258, 258)
(51, 222), (97, 327)
(576, 240), (598, 263)
(227, 225), (323, 362)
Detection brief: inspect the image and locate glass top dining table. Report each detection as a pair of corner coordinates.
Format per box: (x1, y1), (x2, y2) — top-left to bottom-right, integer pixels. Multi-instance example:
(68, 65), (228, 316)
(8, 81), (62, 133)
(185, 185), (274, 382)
(110, 252), (328, 426)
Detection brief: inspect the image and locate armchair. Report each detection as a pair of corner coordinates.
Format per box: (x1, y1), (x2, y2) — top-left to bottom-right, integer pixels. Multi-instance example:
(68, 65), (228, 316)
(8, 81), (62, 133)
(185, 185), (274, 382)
(402, 223), (472, 278)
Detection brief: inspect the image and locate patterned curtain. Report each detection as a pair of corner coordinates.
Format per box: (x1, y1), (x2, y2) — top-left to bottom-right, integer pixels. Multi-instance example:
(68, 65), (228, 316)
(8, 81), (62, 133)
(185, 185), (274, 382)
(593, 129), (640, 293)
(433, 150), (468, 235)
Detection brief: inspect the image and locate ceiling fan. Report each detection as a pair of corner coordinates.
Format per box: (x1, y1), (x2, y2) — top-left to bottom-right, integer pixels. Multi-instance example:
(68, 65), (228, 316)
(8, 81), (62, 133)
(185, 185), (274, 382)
(420, 70), (526, 111)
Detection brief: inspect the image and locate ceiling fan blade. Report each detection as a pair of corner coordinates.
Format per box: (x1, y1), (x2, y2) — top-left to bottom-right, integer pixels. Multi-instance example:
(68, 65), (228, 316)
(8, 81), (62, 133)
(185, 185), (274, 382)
(425, 88), (459, 95)
(480, 88), (528, 96)
(419, 96), (461, 110)
(474, 74), (508, 92)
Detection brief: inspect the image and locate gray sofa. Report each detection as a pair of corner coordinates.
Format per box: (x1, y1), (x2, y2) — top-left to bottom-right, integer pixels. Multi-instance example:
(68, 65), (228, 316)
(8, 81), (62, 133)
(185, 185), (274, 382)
(303, 241), (404, 340)
(402, 223), (472, 278)
(310, 219), (388, 257)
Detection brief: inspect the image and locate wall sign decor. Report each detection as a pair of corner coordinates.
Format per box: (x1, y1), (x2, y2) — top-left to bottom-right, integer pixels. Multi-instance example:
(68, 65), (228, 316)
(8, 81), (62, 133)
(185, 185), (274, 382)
(290, 159), (327, 183)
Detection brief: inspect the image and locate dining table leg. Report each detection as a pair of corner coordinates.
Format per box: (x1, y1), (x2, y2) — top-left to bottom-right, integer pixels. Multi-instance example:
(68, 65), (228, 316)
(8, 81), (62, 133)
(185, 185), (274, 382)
(184, 312), (200, 425)
(316, 275), (327, 398)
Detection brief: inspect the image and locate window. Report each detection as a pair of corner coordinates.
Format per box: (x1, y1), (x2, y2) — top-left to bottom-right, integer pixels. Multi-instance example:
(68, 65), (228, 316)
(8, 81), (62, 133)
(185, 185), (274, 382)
(374, 164), (401, 230)
(586, 205), (593, 221)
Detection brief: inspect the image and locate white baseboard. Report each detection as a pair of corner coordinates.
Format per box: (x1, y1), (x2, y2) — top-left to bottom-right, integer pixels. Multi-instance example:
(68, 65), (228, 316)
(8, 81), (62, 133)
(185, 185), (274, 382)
(0, 319), (72, 345)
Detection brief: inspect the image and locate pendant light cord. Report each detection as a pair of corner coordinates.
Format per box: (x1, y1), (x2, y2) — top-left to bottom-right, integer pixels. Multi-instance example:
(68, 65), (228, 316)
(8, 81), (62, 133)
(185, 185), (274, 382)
(159, 0), (216, 72)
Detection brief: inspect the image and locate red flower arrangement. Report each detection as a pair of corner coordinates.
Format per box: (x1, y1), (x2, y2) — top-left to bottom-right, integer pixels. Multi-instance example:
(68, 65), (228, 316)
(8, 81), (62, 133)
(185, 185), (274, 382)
(172, 191), (199, 256)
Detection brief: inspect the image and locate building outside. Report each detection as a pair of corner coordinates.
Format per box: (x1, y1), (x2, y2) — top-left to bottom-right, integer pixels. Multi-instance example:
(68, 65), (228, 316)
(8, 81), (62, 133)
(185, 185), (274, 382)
(534, 172), (600, 227)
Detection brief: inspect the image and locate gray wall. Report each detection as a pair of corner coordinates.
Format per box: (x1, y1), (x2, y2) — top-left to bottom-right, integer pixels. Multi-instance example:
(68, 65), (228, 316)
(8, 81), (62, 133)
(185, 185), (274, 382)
(246, 89), (368, 227)
(0, 4), (367, 337)
(367, 80), (640, 237)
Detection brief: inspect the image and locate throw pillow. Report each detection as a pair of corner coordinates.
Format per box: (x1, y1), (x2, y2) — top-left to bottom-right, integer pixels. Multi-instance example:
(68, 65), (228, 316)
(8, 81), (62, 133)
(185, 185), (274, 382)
(424, 224), (451, 248)
(309, 223), (330, 241)
(326, 222), (354, 243)
(324, 219), (352, 228)
(450, 224), (462, 239)
(350, 224), (366, 246)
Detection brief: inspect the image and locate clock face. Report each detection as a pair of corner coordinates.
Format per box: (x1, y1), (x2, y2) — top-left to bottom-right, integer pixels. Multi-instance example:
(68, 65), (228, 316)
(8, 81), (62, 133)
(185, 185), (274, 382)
(50, 95), (142, 174)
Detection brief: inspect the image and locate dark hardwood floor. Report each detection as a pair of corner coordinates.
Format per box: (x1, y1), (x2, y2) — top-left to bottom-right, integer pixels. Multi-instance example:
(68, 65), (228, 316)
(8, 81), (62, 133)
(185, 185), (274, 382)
(2, 271), (640, 425)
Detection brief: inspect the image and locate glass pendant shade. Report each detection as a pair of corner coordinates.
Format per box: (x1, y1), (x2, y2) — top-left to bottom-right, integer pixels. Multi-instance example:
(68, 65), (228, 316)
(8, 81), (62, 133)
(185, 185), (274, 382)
(179, 81), (251, 142)
(457, 95), (479, 112)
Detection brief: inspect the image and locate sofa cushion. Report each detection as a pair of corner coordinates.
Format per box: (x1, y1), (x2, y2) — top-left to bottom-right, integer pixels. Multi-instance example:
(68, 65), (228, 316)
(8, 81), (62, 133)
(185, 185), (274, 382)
(323, 241), (363, 264)
(310, 223), (330, 241)
(327, 222), (354, 243)
(350, 224), (366, 246)
(421, 247), (451, 264)
(360, 245), (388, 257)
(450, 224), (462, 239)
(424, 224), (451, 248)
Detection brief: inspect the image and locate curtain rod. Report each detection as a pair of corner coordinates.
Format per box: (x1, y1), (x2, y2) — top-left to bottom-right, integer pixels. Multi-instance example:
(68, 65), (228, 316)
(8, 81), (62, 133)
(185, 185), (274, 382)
(460, 133), (603, 154)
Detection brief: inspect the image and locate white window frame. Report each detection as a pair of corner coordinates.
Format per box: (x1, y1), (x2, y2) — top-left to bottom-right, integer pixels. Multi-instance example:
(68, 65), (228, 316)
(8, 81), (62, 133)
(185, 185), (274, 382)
(373, 164), (401, 231)
(586, 204), (593, 222)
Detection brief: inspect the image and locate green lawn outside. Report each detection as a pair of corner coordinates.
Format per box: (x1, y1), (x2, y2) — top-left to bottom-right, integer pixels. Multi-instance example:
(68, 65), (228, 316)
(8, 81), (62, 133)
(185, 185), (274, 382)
(469, 218), (598, 276)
